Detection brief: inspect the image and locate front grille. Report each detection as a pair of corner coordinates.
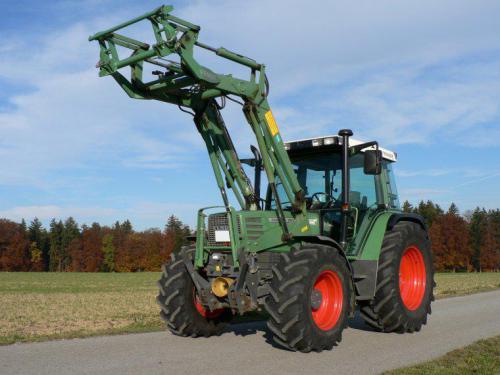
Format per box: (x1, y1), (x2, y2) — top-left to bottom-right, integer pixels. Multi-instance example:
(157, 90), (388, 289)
(207, 213), (241, 246)
(207, 213), (229, 246)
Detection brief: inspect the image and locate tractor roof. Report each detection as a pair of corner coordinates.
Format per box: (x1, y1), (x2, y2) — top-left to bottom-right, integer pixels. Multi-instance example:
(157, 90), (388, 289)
(284, 135), (397, 162)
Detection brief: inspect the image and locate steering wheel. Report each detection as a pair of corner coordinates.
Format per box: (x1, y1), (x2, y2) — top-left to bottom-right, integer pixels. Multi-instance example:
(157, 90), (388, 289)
(310, 192), (333, 209)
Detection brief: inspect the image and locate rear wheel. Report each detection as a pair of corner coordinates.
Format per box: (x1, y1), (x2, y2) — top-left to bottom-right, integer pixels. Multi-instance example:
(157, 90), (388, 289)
(360, 221), (435, 333)
(156, 245), (231, 337)
(264, 244), (353, 352)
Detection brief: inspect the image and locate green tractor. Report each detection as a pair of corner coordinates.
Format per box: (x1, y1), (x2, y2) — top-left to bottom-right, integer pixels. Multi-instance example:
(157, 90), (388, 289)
(90, 5), (435, 352)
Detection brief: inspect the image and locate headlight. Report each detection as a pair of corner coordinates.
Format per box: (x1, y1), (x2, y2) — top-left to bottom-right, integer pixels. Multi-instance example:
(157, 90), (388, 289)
(324, 137), (335, 145)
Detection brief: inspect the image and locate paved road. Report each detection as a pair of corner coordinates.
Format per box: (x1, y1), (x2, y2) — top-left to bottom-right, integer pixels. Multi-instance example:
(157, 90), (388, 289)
(1, 290), (500, 375)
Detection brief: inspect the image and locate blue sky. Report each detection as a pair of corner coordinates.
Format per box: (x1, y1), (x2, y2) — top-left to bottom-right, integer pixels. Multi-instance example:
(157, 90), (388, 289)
(1, 0), (499, 229)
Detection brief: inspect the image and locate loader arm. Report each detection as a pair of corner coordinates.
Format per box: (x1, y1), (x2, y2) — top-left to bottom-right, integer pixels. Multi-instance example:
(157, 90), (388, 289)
(89, 5), (307, 235)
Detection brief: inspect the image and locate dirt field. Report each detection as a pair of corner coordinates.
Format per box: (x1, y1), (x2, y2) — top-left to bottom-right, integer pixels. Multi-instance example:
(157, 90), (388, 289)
(1, 271), (499, 345)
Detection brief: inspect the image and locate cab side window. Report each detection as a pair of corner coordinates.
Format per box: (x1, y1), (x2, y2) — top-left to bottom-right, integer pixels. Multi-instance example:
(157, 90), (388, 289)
(384, 161), (400, 209)
(349, 154), (377, 210)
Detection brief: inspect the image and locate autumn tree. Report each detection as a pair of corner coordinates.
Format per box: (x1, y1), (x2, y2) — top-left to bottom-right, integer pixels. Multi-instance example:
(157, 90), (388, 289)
(142, 229), (163, 271)
(429, 203), (472, 271)
(116, 232), (145, 272)
(81, 223), (104, 272)
(428, 217), (444, 270)
(29, 242), (44, 271)
(112, 221), (134, 272)
(68, 235), (85, 272)
(0, 219), (31, 271)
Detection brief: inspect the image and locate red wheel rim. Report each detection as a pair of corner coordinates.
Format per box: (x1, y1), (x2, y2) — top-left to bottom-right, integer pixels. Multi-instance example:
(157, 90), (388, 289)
(311, 270), (343, 331)
(193, 289), (223, 319)
(399, 246), (426, 311)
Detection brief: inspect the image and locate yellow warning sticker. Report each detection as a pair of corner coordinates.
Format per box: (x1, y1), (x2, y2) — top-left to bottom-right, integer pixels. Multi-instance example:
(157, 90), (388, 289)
(265, 110), (280, 137)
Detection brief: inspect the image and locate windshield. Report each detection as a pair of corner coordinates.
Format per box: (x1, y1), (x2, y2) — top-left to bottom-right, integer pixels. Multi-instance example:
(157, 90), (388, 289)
(270, 152), (342, 209)
(268, 152), (379, 211)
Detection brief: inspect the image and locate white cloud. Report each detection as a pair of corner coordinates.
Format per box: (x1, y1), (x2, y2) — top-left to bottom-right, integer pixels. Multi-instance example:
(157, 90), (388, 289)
(0, 205), (118, 222)
(0, 23), (200, 188)
(179, 0), (500, 94)
(177, 0), (500, 147)
(2, 0), (499, 185)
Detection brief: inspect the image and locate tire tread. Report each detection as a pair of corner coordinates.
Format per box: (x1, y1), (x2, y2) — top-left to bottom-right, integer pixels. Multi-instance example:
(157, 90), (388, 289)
(360, 221), (435, 332)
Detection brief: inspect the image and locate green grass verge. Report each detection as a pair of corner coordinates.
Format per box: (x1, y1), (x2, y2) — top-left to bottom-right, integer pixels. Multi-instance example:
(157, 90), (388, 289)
(385, 335), (500, 374)
(0, 322), (161, 346)
(0, 272), (499, 346)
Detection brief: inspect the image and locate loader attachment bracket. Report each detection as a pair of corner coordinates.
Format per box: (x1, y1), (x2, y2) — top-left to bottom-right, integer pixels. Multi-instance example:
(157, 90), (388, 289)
(89, 4), (309, 241)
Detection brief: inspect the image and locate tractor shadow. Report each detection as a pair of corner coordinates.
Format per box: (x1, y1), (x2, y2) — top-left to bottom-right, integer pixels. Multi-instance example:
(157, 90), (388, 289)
(347, 310), (379, 332)
(225, 309), (377, 350)
(227, 320), (267, 337)
(226, 320), (292, 350)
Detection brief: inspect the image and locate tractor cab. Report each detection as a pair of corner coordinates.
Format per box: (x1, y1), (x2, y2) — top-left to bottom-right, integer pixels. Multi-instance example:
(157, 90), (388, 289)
(265, 135), (400, 247)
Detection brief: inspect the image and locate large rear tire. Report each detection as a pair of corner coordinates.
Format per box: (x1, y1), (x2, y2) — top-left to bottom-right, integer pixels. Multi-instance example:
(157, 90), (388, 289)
(264, 244), (353, 352)
(360, 221), (435, 333)
(156, 245), (232, 337)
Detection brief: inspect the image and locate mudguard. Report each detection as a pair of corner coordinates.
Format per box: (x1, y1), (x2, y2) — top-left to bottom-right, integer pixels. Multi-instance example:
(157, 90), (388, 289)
(351, 212), (428, 300)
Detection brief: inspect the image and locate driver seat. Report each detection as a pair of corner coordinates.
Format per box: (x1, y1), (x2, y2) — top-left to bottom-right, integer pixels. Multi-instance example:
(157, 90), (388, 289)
(350, 191), (361, 208)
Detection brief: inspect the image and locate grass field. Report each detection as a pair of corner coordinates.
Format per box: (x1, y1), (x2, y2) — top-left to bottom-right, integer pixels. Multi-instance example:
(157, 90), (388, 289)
(0, 272), (499, 345)
(433, 272), (500, 298)
(385, 335), (500, 374)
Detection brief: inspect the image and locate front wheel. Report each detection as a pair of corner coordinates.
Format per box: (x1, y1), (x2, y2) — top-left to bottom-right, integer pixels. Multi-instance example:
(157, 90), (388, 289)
(360, 221), (435, 333)
(156, 245), (232, 337)
(264, 244), (353, 352)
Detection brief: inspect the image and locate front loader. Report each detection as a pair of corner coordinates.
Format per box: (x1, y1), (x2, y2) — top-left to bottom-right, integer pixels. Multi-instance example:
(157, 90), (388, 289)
(89, 5), (435, 352)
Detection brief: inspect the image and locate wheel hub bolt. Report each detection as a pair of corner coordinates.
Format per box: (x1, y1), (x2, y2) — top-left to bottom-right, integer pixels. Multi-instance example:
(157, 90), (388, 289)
(311, 289), (323, 310)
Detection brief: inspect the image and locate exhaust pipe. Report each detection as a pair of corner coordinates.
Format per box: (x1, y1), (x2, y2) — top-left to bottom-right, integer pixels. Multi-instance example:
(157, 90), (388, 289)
(211, 277), (234, 297)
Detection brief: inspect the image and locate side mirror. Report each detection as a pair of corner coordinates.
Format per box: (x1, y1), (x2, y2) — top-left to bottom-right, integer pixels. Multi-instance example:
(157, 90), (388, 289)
(364, 150), (382, 175)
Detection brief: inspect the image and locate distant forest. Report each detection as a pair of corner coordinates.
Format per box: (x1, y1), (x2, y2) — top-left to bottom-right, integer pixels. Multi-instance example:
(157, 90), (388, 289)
(0, 201), (498, 272)
(0, 216), (191, 272)
(402, 201), (499, 272)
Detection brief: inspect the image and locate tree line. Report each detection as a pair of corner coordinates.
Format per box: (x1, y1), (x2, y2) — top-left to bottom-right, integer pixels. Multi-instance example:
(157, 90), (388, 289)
(0, 216), (191, 272)
(402, 201), (499, 272)
(0, 201), (499, 272)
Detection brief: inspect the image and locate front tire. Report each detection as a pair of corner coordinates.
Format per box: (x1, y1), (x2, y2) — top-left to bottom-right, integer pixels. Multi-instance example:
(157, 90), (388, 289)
(360, 221), (435, 333)
(264, 244), (353, 352)
(156, 245), (232, 337)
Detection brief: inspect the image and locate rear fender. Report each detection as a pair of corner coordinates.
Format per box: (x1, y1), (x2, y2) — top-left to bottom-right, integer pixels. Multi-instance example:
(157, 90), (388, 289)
(352, 212), (428, 301)
(387, 213), (428, 234)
